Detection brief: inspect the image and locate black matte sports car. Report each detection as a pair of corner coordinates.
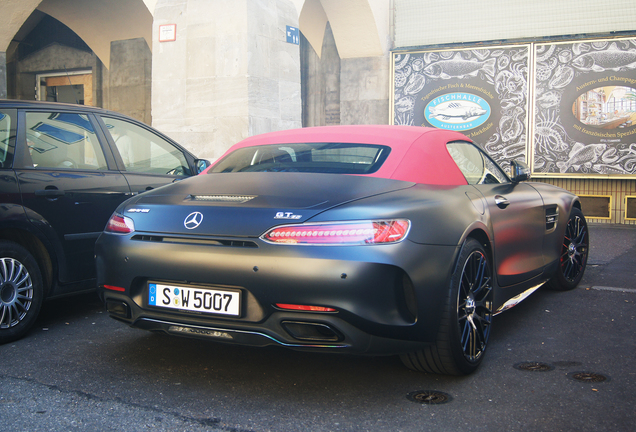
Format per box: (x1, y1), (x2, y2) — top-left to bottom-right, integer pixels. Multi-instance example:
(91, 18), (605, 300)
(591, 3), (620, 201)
(96, 125), (588, 375)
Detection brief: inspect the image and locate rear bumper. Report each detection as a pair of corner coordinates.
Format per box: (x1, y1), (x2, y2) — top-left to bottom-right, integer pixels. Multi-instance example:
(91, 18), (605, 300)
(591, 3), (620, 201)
(96, 232), (459, 354)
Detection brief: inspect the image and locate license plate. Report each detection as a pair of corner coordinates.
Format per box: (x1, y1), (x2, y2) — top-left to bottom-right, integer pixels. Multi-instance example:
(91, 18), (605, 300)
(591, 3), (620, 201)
(148, 283), (240, 316)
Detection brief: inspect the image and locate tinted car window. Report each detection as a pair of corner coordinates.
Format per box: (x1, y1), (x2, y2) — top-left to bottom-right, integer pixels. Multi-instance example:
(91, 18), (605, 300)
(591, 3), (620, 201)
(25, 112), (108, 170)
(0, 109), (16, 169)
(210, 143), (391, 174)
(447, 141), (509, 185)
(103, 116), (191, 176)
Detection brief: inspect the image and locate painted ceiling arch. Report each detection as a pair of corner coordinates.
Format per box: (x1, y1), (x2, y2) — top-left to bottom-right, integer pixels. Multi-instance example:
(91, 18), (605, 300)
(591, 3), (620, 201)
(1, 0), (153, 68)
(0, 0), (43, 53)
(298, 0), (384, 58)
(1, 0), (384, 66)
(36, 0), (153, 68)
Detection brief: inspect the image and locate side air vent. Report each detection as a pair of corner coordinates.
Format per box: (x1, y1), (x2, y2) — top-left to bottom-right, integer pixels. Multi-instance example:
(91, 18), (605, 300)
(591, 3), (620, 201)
(131, 235), (258, 248)
(545, 206), (559, 231)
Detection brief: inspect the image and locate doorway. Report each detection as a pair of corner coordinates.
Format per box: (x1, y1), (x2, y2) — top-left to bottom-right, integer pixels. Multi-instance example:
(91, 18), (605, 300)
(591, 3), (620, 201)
(36, 71), (93, 105)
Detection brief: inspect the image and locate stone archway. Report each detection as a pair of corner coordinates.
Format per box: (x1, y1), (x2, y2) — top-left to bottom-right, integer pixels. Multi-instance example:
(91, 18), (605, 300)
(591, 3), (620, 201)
(297, 0), (389, 126)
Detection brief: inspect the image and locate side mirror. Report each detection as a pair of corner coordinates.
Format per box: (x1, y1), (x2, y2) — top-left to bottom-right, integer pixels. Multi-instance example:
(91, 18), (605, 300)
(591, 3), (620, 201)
(510, 160), (530, 183)
(195, 159), (211, 174)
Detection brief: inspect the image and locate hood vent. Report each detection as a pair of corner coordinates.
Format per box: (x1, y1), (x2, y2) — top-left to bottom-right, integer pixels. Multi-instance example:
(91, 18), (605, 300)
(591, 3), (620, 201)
(188, 194), (256, 203)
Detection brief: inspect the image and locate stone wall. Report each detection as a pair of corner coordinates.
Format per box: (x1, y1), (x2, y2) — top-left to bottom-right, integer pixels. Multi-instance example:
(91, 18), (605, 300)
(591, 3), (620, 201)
(340, 54), (389, 125)
(108, 38), (152, 124)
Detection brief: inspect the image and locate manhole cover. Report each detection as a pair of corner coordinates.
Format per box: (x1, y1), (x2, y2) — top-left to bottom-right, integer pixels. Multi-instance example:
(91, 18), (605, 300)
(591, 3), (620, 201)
(407, 390), (452, 405)
(568, 371), (609, 383)
(514, 361), (554, 372)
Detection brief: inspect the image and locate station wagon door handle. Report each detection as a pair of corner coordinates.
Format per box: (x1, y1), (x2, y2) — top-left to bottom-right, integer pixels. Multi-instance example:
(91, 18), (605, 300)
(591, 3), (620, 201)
(494, 195), (510, 209)
(35, 187), (65, 197)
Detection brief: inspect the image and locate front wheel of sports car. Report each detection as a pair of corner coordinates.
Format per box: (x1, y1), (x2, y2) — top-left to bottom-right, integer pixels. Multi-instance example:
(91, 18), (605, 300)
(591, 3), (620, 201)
(400, 238), (493, 375)
(546, 207), (588, 291)
(0, 241), (44, 344)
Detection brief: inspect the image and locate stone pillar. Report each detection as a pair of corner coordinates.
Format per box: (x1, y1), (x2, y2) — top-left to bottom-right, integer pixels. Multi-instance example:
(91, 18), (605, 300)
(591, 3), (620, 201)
(151, 0), (301, 161)
(108, 38), (152, 124)
(300, 23), (340, 127)
(0, 52), (6, 99)
(340, 54), (390, 125)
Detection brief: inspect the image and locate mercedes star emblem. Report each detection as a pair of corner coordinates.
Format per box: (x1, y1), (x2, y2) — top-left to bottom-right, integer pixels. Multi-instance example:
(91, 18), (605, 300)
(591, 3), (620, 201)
(184, 211), (203, 229)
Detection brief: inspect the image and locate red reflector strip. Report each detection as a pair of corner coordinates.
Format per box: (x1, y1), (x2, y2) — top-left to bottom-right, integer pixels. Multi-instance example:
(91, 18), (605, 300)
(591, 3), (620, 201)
(275, 303), (336, 312)
(263, 219), (410, 245)
(104, 285), (126, 292)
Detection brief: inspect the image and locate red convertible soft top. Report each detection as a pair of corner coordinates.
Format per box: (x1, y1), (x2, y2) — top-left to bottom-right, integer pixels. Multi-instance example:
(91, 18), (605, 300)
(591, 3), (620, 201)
(208, 125), (471, 186)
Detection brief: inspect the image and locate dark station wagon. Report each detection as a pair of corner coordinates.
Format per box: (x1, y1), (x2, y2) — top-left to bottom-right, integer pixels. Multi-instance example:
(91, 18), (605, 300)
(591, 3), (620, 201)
(0, 100), (209, 343)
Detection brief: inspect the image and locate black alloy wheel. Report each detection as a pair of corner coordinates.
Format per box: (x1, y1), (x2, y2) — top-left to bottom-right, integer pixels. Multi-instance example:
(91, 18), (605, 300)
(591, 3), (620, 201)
(547, 208), (588, 291)
(0, 241), (44, 344)
(455, 245), (493, 364)
(400, 238), (493, 375)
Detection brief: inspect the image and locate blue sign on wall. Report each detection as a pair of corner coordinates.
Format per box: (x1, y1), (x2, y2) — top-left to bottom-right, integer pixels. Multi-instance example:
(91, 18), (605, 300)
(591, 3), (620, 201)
(286, 26), (299, 45)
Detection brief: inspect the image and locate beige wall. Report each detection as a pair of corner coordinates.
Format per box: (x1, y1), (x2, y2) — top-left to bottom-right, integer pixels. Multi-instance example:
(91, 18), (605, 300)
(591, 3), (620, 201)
(395, 0), (636, 48)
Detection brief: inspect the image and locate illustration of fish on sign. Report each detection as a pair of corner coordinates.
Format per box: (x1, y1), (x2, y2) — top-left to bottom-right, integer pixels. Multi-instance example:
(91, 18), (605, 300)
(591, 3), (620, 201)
(556, 143), (607, 173)
(423, 52), (496, 79)
(571, 42), (636, 72)
(429, 102), (487, 121)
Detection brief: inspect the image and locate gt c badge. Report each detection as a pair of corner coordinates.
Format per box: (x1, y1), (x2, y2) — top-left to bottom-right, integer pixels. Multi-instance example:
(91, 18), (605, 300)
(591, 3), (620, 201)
(184, 212), (203, 229)
(275, 212), (302, 220)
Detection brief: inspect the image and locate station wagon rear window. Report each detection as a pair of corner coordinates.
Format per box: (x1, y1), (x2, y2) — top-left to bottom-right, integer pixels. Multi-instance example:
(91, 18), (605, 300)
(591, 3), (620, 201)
(210, 143), (391, 174)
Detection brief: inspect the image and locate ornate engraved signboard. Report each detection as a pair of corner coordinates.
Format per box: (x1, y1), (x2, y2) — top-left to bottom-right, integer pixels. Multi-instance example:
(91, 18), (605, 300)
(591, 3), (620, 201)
(532, 38), (636, 176)
(393, 46), (530, 168)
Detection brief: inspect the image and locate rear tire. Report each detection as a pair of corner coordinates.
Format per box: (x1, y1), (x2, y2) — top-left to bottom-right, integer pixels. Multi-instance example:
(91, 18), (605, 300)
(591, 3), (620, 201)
(0, 241), (44, 344)
(546, 208), (588, 291)
(400, 238), (493, 375)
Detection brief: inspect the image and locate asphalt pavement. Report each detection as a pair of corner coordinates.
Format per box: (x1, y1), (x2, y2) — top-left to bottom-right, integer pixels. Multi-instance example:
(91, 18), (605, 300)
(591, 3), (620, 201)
(580, 223), (636, 291)
(0, 223), (634, 432)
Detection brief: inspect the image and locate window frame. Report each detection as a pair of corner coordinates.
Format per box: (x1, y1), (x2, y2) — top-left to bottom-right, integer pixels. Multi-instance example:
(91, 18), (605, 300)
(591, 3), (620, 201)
(0, 109), (17, 169)
(447, 140), (511, 185)
(98, 114), (193, 177)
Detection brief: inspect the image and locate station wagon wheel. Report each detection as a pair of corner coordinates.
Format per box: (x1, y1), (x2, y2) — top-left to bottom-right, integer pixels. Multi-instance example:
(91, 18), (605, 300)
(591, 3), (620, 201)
(547, 208), (588, 291)
(400, 238), (493, 375)
(0, 241), (44, 344)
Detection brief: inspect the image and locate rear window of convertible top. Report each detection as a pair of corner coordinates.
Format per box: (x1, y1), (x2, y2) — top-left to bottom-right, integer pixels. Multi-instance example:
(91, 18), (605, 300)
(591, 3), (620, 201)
(209, 143), (391, 175)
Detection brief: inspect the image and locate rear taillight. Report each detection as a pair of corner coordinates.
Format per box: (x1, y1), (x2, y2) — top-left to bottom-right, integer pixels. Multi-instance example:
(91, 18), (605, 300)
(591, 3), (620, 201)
(105, 213), (135, 234)
(261, 219), (410, 245)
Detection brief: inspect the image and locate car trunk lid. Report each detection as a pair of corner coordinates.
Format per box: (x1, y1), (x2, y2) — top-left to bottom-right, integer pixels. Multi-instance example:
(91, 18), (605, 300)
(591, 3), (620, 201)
(121, 172), (414, 237)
